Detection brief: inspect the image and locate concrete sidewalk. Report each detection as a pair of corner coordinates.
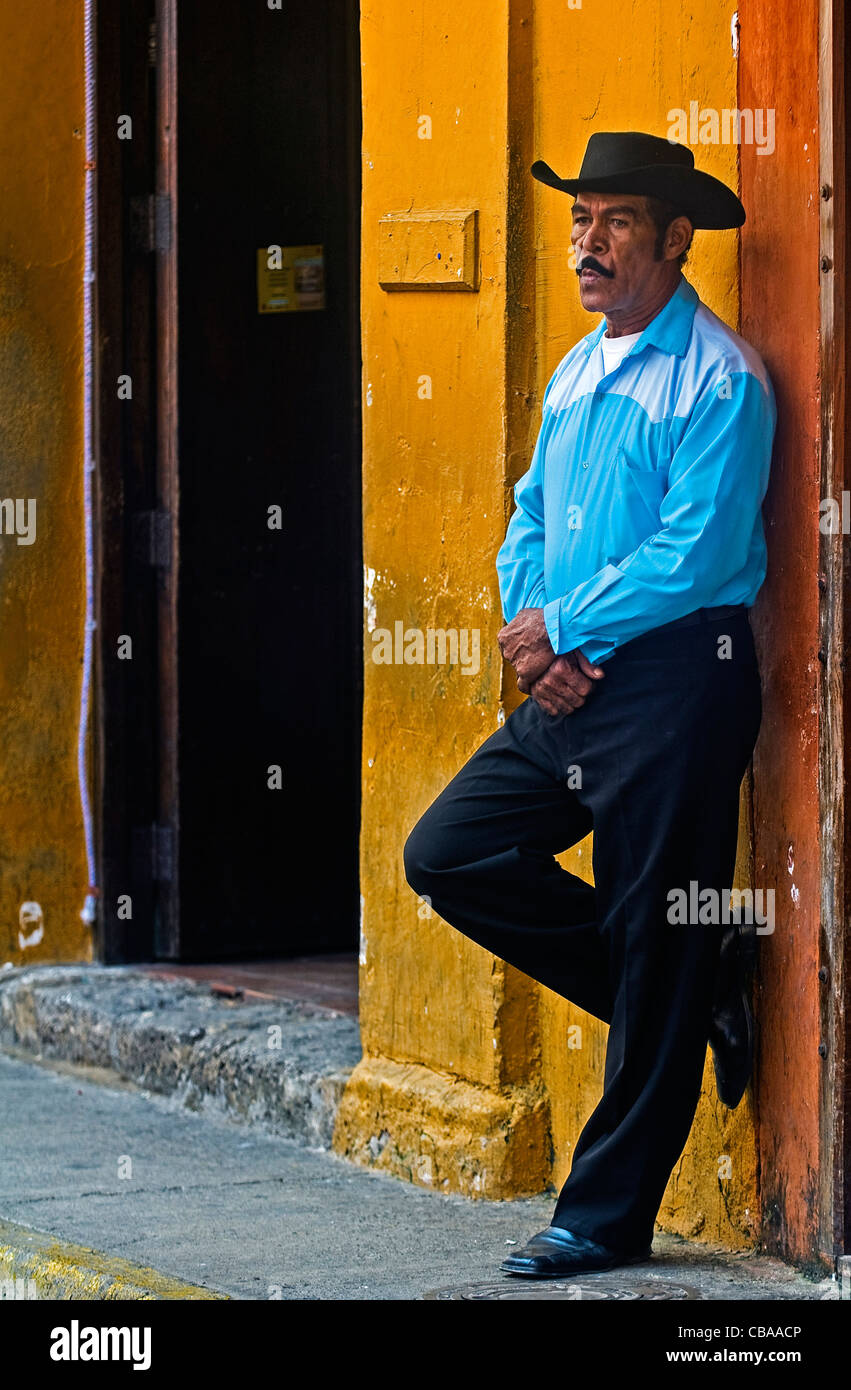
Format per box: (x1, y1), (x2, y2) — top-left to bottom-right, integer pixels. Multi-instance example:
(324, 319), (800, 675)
(0, 964), (842, 1300)
(0, 1050), (839, 1301)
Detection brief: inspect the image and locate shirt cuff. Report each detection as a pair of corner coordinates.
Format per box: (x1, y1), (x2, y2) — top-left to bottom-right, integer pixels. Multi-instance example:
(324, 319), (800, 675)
(543, 598), (615, 666)
(543, 599), (563, 655)
(576, 637), (616, 665)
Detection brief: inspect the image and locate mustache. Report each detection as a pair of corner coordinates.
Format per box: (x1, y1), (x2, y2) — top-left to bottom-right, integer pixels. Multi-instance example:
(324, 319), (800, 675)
(576, 257), (615, 279)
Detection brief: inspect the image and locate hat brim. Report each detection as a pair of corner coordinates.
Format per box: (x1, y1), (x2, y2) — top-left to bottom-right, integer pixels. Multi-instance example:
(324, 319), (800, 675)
(530, 159), (745, 229)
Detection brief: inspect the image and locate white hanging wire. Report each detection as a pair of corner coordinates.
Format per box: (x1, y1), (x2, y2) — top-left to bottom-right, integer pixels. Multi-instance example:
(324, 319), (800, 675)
(79, 0), (98, 927)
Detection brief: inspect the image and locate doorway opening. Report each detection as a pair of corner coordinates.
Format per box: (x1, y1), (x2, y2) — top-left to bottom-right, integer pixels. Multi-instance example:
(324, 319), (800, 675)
(95, 0), (362, 970)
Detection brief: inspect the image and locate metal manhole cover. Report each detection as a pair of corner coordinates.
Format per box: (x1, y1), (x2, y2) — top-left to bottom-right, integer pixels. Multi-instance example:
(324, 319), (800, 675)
(423, 1276), (703, 1300)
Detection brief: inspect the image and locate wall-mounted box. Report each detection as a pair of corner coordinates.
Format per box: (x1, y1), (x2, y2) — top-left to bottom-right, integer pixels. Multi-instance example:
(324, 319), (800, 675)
(378, 210), (479, 291)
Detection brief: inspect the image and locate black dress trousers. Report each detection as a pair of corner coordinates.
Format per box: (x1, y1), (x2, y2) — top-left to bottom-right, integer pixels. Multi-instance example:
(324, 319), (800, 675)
(403, 609), (762, 1253)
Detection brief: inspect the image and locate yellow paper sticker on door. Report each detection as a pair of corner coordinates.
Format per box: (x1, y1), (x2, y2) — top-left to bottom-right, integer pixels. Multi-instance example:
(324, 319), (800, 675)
(257, 244), (325, 313)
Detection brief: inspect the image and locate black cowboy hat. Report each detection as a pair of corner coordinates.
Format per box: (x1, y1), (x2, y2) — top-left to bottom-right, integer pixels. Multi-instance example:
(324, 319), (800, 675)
(531, 130), (745, 230)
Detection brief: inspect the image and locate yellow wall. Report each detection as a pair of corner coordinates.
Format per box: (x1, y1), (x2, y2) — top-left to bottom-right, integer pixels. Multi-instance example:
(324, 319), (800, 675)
(336, 0), (758, 1244)
(0, 2), (91, 965)
(335, 0), (549, 1195)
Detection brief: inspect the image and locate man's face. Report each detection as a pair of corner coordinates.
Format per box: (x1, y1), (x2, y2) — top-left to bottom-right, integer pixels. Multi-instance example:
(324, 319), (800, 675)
(570, 191), (680, 315)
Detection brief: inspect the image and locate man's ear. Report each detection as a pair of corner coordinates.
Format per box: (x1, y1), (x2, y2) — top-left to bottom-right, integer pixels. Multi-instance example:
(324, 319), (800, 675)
(665, 215), (694, 261)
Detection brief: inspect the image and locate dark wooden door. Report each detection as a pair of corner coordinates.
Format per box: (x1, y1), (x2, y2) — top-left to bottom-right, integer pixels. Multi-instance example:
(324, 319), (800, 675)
(97, 0), (362, 962)
(171, 0), (362, 958)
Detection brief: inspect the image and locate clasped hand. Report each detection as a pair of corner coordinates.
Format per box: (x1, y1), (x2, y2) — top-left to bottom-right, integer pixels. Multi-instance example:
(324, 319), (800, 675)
(496, 607), (605, 716)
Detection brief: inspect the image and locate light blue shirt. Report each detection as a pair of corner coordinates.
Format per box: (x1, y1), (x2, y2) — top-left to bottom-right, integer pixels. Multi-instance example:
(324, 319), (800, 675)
(496, 275), (776, 664)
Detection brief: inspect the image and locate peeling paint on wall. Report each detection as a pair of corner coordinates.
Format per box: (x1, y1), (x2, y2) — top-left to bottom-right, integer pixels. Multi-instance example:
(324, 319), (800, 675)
(18, 902), (44, 951)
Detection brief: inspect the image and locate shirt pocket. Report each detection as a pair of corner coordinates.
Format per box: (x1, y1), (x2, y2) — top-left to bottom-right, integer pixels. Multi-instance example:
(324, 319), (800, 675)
(615, 446), (667, 525)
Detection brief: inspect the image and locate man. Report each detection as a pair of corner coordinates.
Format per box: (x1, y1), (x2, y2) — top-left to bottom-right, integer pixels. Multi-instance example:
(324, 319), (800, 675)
(403, 131), (776, 1278)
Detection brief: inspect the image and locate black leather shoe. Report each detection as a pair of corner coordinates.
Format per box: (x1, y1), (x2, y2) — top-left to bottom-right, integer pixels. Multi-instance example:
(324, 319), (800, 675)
(709, 916), (757, 1109)
(500, 1226), (652, 1279)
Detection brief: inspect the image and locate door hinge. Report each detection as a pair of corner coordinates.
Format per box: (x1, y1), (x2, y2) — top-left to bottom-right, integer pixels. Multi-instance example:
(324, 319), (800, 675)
(129, 193), (171, 252)
(133, 824), (176, 884)
(133, 509), (172, 569)
(147, 18), (158, 68)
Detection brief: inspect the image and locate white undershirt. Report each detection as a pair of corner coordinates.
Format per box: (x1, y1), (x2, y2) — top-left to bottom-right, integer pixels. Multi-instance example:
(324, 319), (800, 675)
(599, 329), (642, 374)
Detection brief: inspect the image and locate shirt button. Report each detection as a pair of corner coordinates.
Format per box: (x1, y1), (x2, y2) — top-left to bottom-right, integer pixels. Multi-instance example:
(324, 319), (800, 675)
(581, 460), (589, 469)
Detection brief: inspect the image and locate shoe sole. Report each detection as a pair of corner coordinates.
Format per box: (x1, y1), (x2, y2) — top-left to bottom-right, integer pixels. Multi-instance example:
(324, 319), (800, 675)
(712, 921), (757, 1109)
(715, 981), (755, 1109)
(499, 1249), (652, 1279)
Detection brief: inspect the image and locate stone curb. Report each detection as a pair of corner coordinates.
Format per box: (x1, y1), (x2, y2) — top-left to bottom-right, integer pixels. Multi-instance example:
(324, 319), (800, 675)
(0, 964), (362, 1149)
(0, 1217), (226, 1300)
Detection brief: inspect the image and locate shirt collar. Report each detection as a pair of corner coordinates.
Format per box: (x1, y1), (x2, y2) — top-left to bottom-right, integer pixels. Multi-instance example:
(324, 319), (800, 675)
(582, 275), (699, 361)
